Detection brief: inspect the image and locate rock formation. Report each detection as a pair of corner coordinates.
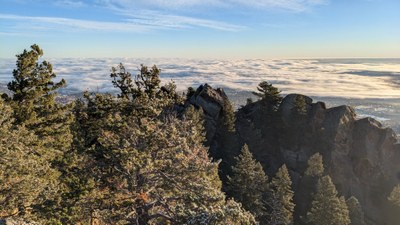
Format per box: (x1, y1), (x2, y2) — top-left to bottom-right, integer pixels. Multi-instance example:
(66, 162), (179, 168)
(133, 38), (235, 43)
(187, 85), (400, 225)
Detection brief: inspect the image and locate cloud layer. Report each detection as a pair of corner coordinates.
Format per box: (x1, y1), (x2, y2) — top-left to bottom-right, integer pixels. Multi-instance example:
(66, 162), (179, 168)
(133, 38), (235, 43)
(1, 58), (399, 99)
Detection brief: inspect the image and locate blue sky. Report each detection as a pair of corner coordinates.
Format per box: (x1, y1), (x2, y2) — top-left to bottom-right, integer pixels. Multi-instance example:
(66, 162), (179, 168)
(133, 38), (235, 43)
(1, 0), (399, 59)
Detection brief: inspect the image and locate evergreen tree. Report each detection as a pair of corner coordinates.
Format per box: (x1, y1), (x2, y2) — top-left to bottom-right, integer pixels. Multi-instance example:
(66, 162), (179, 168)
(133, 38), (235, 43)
(251, 81), (283, 148)
(221, 99), (236, 132)
(5, 44), (73, 151)
(226, 144), (268, 220)
(187, 199), (256, 225)
(305, 153), (324, 178)
(388, 184), (400, 207)
(6, 45), (65, 104)
(296, 152), (325, 223)
(0, 98), (60, 220)
(285, 95), (308, 146)
(268, 164), (295, 225)
(1, 45), (74, 222)
(346, 196), (366, 225)
(215, 97), (238, 181)
(252, 81), (282, 110)
(110, 63), (162, 100)
(1, 46), (261, 224)
(292, 95), (307, 117)
(246, 97), (253, 105)
(308, 175), (350, 225)
(110, 63), (135, 99)
(135, 64), (161, 98)
(182, 105), (206, 145)
(70, 64), (253, 224)
(87, 110), (255, 224)
(186, 86), (196, 100)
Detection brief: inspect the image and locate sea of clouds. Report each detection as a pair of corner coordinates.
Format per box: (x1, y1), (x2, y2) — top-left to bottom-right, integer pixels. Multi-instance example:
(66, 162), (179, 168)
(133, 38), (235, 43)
(1, 58), (400, 131)
(1, 58), (400, 98)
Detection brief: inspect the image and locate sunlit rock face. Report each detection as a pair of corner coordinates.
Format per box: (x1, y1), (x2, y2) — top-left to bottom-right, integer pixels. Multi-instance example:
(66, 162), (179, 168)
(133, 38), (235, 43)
(189, 84), (400, 225)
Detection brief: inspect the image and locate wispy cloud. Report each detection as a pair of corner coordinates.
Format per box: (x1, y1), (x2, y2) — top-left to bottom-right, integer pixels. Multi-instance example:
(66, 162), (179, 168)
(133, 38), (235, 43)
(0, 14), (150, 33)
(123, 10), (245, 31)
(54, 0), (87, 8)
(0, 0), (325, 36)
(0, 12), (243, 34)
(231, 0), (328, 11)
(99, 0), (328, 12)
(101, 0), (224, 9)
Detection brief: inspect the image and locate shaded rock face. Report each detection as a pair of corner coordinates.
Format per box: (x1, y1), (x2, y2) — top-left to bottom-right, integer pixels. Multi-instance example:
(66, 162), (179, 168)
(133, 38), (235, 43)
(188, 85), (400, 225)
(188, 84), (227, 144)
(187, 84), (238, 158)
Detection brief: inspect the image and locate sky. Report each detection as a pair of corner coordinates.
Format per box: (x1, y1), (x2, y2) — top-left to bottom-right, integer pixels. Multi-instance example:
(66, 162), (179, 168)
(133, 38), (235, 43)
(1, 0), (400, 59)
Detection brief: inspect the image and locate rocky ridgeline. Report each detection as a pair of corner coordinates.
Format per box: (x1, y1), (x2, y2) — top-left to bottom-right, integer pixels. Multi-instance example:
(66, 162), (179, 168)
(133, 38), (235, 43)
(187, 84), (400, 225)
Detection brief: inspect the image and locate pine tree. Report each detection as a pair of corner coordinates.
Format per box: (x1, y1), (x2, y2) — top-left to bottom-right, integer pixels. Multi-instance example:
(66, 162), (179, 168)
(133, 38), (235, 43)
(110, 63), (135, 99)
(308, 175), (350, 225)
(346, 196), (366, 225)
(226, 144), (268, 220)
(268, 164), (295, 225)
(292, 95), (307, 117)
(296, 152), (324, 223)
(90, 110), (255, 224)
(7, 45), (66, 104)
(6, 44), (73, 151)
(388, 184), (400, 207)
(186, 86), (196, 100)
(221, 99), (236, 132)
(286, 95), (308, 146)
(305, 153), (324, 178)
(251, 81), (283, 146)
(185, 198), (256, 225)
(252, 81), (282, 110)
(182, 105), (206, 145)
(0, 98), (60, 219)
(1, 45), (74, 222)
(135, 64), (161, 98)
(2, 46), (260, 224)
(71, 64), (254, 224)
(296, 153), (325, 223)
(110, 63), (162, 100)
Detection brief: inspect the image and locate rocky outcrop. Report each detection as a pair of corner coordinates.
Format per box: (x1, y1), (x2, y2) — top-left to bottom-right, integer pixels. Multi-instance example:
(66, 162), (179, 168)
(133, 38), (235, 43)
(187, 84), (226, 144)
(187, 84), (238, 157)
(187, 85), (400, 225)
(246, 93), (400, 225)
